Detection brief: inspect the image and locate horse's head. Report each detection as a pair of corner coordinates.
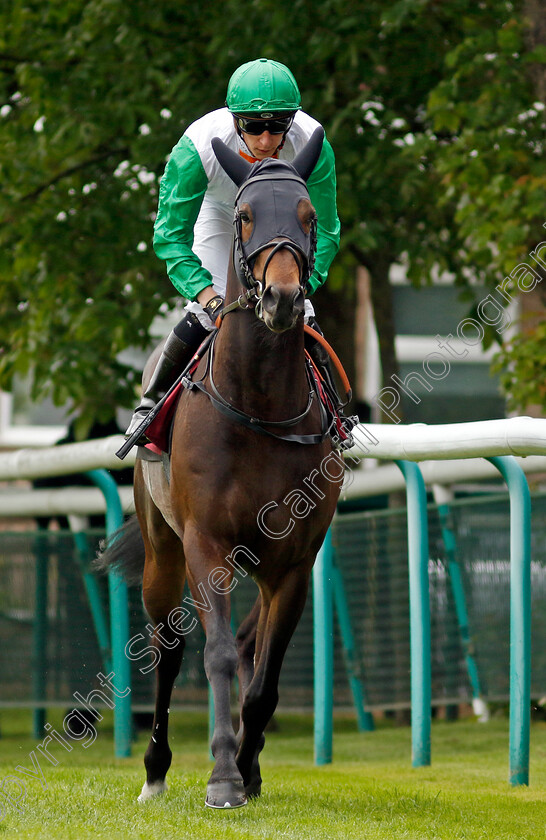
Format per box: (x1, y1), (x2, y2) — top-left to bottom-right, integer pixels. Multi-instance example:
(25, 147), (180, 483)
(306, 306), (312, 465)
(212, 127), (324, 333)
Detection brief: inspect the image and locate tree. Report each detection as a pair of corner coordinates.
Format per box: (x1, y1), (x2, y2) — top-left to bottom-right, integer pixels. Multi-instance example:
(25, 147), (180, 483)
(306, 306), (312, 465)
(423, 3), (545, 278)
(1, 0), (544, 434)
(0, 0), (220, 436)
(422, 0), (546, 414)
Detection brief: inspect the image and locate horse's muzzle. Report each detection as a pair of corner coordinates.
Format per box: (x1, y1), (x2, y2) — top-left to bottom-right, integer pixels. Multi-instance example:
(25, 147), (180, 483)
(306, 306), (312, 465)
(260, 285), (305, 333)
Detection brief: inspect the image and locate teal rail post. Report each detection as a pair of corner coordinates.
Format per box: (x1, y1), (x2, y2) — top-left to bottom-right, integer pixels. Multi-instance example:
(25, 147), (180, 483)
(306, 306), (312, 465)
(395, 460), (431, 768)
(32, 533), (49, 738)
(331, 562), (374, 731)
(487, 456), (531, 786)
(434, 493), (486, 716)
(313, 527), (334, 765)
(86, 470), (132, 758)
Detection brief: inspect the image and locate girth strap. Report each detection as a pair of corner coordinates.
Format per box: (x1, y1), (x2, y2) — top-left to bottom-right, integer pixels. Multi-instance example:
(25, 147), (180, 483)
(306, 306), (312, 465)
(181, 331), (333, 445)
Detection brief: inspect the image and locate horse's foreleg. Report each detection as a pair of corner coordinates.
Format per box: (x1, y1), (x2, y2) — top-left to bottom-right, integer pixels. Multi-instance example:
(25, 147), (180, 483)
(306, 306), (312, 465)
(185, 533), (247, 809)
(235, 596), (261, 713)
(235, 595), (267, 798)
(236, 566), (311, 794)
(138, 536), (186, 802)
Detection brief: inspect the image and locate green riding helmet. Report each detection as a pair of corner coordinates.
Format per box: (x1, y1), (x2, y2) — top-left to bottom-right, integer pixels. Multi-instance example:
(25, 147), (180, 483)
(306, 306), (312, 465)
(226, 58), (301, 117)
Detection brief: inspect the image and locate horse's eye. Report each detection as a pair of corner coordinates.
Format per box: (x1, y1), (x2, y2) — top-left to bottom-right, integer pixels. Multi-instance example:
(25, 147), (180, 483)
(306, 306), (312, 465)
(239, 212), (251, 224)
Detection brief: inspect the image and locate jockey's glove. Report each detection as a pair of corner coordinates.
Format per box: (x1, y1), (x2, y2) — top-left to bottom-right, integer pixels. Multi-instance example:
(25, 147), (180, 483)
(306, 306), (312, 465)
(203, 295), (225, 326)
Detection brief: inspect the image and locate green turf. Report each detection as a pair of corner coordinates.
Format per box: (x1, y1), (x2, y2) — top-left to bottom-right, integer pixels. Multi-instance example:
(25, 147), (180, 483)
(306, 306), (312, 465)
(0, 711), (545, 839)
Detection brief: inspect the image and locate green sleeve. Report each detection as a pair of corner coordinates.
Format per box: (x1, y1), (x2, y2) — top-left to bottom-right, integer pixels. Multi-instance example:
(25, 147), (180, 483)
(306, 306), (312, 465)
(153, 135), (212, 301)
(306, 137), (341, 294)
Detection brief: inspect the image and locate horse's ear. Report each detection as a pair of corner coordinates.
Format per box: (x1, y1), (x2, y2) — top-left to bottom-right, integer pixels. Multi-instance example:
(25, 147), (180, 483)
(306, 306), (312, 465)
(212, 137), (252, 187)
(291, 127), (325, 182)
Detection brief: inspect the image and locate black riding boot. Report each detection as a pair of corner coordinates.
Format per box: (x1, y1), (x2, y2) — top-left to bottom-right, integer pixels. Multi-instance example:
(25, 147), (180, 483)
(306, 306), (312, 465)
(124, 312), (209, 443)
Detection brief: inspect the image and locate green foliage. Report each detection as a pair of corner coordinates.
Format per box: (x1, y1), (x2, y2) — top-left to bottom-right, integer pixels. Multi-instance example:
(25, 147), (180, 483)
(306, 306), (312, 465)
(424, 8), (546, 277)
(420, 1), (546, 411)
(0, 0), (215, 424)
(1, 0), (544, 422)
(492, 318), (546, 413)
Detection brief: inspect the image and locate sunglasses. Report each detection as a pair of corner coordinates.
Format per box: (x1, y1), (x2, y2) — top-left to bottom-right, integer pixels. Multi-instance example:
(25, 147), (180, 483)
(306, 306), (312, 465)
(235, 114), (294, 136)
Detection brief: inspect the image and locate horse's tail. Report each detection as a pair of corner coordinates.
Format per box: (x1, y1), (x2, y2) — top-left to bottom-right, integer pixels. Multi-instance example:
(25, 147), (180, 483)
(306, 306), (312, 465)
(94, 514), (145, 586)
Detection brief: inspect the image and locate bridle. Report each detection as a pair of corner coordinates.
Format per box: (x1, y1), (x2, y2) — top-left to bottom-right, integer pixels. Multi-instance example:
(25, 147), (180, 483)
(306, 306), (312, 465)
(218, 165), (318, 323)
(186, 161), (332, 444)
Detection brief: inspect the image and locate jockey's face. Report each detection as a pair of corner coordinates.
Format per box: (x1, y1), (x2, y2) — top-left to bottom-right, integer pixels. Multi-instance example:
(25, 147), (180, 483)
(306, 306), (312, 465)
(234, 117), (286, 160)
(243, 129), (283, 159)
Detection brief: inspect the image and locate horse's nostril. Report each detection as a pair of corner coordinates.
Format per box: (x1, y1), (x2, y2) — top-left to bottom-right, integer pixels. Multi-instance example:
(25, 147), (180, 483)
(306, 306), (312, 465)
(293, 287), (305, 313)
(261, 285), (281, 314)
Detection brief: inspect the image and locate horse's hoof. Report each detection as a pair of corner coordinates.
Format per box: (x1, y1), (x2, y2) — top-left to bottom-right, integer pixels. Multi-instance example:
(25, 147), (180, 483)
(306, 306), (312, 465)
(244, 779), (262, 799)
(137, 779), (168, 802)
(205, 780), (247, 809)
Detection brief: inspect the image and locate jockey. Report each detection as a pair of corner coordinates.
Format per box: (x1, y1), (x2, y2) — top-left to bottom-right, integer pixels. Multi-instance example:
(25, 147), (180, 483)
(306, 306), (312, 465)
(125, 57), (341, 442)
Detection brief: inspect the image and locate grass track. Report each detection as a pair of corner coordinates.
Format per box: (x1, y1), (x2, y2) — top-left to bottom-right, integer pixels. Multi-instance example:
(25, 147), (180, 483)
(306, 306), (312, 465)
(0, 711), (545, 839)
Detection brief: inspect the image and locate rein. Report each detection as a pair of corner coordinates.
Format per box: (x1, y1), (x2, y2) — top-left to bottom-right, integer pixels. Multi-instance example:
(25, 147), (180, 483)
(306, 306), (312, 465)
(303, 324), (352, 403)
(214, 285), (261, 325)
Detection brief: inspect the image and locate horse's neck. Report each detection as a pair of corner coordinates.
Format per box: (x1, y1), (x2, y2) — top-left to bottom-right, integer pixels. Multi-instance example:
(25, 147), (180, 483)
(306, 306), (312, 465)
(214, 310), (307, 420)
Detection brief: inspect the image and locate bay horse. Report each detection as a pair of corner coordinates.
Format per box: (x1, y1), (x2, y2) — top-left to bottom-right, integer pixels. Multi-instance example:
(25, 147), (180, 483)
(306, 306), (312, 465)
(99, 127), (343, 808)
